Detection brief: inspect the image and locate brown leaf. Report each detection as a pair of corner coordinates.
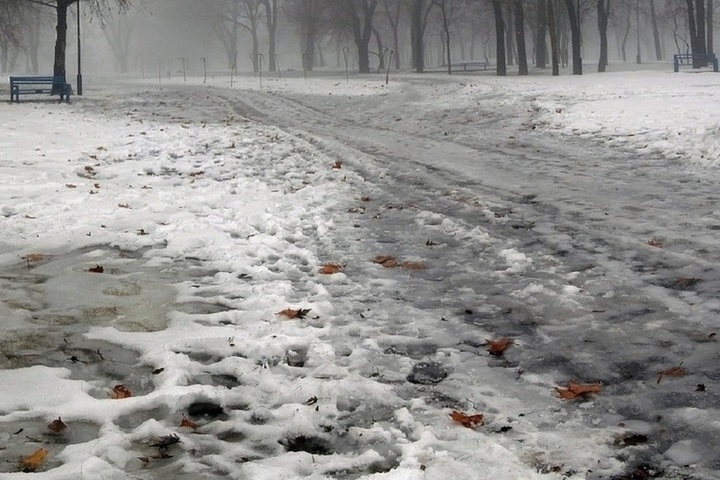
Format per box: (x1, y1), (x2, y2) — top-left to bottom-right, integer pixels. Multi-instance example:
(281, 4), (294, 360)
(65, 184), (77, 189)
(646, 238), (663, 248)
(319, 263), (343, 275)
(88, 264), (104, 274)
(109, 384), (132, 399)
(449, 410), (484, 428)
(188, 171), (205, 177)
(23, 253), (45, 263)
(47, 417), (67, 434)
(19, 448), (48, 472)
(486, 338), (514, 356)
(180, 417), (198, 430)
(373, 255), (398, 268)
(332, 161), (343, 169)
(657, 364), (686, 384)
(277, 308), (312, 319)
(674, 277), (699, 289)
(555, 381), (602, 400)
(361, 196), (372, 202)
(118, 203), (131, 209)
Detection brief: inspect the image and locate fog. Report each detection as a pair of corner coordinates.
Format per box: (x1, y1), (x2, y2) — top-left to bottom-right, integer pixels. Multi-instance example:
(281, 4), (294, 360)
(4, 0), (714, 81)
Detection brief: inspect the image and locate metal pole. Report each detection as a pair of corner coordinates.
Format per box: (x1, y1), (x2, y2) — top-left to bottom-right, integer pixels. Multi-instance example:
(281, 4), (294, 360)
(77, 1), (83, 95)
(636, 0), (641, 64)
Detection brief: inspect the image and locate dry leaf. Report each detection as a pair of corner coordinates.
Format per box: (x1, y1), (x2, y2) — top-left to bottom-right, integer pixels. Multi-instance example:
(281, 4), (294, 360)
(319, 263), (343, 274)
(332, 161), (343, 169)
(646, 238), (663, 248)
(361, 196), (372, 202)
(23, 253), (45, 263)
(118, 203), (131, 209)
(449, 410), (484, 428)
(486, 338), (514, 356)
(180, 417), (198, 430)
(109, 384), (132, 399)
(277, 308), (312, 319)
(19, 448), (48, 472)
(47, 417), (67, 434)
(555, 381), (602, 400)
(88, 265), (104, 274)
(657, 364), (686, 384)
(674, 277), (699, 289)
(373, 255), (398, 268)
(65, 184), (77, 189)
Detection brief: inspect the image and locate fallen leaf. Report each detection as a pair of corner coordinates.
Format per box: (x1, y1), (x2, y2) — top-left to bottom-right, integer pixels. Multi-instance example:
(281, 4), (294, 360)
(47, 417), (67, 434)
(332, 161), (343, 169)
(137, 228), (148, 236)
(486, 338), (514, 356)
(555, 381), (601, 400)
(361, 196), (372, 202)
(646, 238), (663, 248)
(277, 308), (312, 319)
(373, 255), (398, 268)
(674, 277), (699, 289)
(450, 410), (484, 428)
(180, 417), (198, 430)
(319, 263), (343, 274)
(88, 265), (104, 274)
(304, 396), (318, 406)
(65, 184), (77, 189)
(118, 203), (131, 209)
(188, 171), (204, 177)
(23, 253), (45, 263)
(19, 448), (48, 472)
(657, 364), (686, 384)
(109, 384), (132, 399)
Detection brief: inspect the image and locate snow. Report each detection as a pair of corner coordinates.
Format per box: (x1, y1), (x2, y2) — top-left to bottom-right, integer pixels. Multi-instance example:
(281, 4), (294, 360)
(1, 65), (720, 479)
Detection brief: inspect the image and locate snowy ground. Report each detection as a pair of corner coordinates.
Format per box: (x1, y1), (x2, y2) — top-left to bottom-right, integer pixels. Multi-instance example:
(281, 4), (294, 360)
(1, 65), (719, 479)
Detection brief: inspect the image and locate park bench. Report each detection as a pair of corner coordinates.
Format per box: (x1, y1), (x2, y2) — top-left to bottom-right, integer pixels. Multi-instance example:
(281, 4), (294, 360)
(9, 75), (72, 103)
(673, 53), (719, 72)
(458, 61), (488, 71)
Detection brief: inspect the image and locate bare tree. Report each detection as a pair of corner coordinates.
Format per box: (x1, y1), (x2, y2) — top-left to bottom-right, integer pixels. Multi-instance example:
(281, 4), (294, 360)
(514, 0), (528, 75)
(381, 0), (402, 68)
(338, 0), (378, 73)
(563, 0), (581, 74)
(285, 0), (329, 71)
(25, 0), (130, 85)
(597, 0), (610, 71)
(409, 0), (433, 72)
(260, 0), (278, 71)
(491, 0), (506, 75)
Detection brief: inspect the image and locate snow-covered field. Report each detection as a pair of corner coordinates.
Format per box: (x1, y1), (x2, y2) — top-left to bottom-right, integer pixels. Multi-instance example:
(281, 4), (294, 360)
(1, 66), (719, 479)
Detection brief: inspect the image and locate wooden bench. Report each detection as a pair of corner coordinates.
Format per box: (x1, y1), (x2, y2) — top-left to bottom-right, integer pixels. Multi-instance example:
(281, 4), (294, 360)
(673, 53), (719, 72)
(458, 61), (488, 72)
(9, 76), (72, 103)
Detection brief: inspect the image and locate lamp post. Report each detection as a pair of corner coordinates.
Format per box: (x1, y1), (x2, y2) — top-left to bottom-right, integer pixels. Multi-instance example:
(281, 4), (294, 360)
(77, 0), (83, 95)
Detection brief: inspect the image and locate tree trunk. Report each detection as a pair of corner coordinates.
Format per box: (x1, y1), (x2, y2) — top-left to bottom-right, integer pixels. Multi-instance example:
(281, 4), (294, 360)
(411, 0), (426, 72)
(535, 0), (547, 67)
(547, 0), (559, 75)
(708, 0), (714, 54)
(437, 0), (451, 73)
(649, 0), (662, 60)
(597, 0), (609, 72)
(262, 0), (278, 72)
(564, 0), (581, 74)
(373, 27), (385, 71)
(53, 1), (70, 92)
(514, 0), (528, 75)
(505, 2), (514, 65)
(491, 0), (506, 76)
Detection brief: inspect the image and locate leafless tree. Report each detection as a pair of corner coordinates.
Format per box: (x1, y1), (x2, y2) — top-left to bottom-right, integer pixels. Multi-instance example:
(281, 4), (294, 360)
(25, 0), (130, 83)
